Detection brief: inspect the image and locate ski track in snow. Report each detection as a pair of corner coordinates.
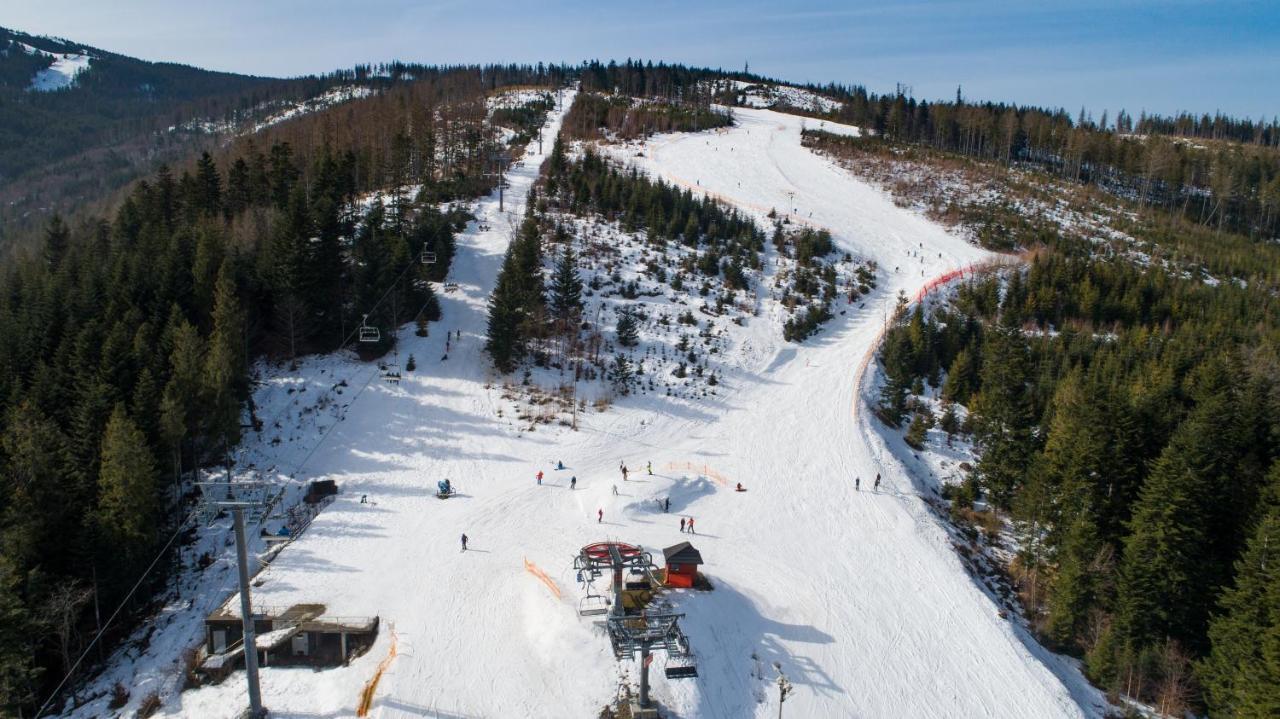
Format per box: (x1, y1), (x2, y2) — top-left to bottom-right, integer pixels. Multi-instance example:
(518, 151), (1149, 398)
(74, 101), (1106, 718)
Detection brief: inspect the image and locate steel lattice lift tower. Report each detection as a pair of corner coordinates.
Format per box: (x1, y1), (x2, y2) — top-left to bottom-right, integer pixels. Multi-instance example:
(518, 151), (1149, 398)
(574, 542), (697, 716)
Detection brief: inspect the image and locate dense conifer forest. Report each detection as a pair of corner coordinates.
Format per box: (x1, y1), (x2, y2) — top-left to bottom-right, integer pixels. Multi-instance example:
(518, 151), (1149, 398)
(0, 65), (559, 715)
(876, 217), (1279, 715)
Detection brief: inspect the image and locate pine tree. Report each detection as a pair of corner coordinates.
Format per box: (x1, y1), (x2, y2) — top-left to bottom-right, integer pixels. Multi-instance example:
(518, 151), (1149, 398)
(96, 404), (158, 551)
(616, 307), (640, 347)
(610, 354), (634, 395)
(486, 258), (525, 374)
(194, 152), (222, 218)
(549, 245), (584, 324)
(972, 326), (1034, 509)
(43, 214), (70, 272)
(0, 557), (36, 713)
(1201, 464), (1280, 717)
(204, 258), (244, 471)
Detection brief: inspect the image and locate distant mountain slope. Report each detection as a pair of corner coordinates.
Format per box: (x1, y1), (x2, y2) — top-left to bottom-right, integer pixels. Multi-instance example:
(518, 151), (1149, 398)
(0, 26), (369, 251)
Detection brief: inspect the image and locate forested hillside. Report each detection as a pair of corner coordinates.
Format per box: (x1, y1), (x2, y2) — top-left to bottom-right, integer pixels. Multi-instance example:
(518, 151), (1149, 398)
(868, 126), (1280, 713)
(0, 26), (515, 254)
(0, 65), (561, 716)
(770, 84), (1280, 242)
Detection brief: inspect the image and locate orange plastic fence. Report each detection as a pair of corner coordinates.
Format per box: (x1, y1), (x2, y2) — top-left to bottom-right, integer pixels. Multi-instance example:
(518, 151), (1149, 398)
(663, 461), (730, 486)
(852, 257), (1021, 419)
(356, 626), (397, 717)
(524, 557), (562, 599)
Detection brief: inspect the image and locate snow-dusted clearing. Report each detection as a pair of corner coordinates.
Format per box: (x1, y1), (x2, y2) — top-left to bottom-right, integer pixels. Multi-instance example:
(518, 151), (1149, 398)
(249, 85), (375, 134)
(18, 41), (93, 91)
(732, 81), (843, 114)
(69, 101), (1107, 718)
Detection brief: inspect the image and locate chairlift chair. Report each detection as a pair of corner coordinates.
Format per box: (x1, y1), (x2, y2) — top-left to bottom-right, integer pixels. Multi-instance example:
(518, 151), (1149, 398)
(578, 594), (610, 617)
(664, 660), (699, 679)
(421, 251), (437, 265)
(358, 315), (380, 343)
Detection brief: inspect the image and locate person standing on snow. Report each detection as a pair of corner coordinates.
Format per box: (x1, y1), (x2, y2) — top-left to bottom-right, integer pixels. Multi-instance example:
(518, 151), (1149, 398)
(570, 476), (577, 490)
(874, 473), (881, 492)
(537, 470), (543, 485)
(612, 484), (618, 496)
(680, 518), (686, 532)
(461, 533), (468, 551)
(664, 497), (670, 512)
(855, 477), (860, 491)
(647, 461), (653, 476)
(597, 508), (603, 523)
(687, 517), (696, 534)
(622, 465), (629, 482)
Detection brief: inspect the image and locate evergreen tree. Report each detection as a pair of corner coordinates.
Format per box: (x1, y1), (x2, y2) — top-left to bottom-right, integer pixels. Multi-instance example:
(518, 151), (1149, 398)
(486, 255), (525, 374)
(549, 245), (584, 324)
(193, 152), (222, 218)
(971, 326), (1034, 509)
(204, 258), (244, 470)
(1201, 464), (1280, 717)
(43, 214), (70, 272)
(0, 558), (36, 714)
(610, 354), (634, 395)
(616, 307), (640, 347)
(96, 404), (158, 554)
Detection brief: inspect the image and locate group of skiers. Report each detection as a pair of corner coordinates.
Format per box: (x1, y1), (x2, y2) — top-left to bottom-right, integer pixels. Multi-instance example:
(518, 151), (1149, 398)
(456, 463), (891, 555)
(854, 473), (882, 492)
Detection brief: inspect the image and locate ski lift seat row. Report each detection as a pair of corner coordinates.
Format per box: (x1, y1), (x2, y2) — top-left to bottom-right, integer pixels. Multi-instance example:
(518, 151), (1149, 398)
(578, 594), (610, 617)
(421, 251), (437, 265)
(665, 663), (698, 679)
(358, 314), (380, 343)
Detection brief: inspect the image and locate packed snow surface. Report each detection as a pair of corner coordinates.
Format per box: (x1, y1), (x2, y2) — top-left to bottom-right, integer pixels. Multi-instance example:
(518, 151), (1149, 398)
(70, 100), (1106, 718)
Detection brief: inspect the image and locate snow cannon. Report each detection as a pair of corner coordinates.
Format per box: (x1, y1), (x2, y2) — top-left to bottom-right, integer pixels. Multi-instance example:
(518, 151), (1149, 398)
(436, 479), (455, 499)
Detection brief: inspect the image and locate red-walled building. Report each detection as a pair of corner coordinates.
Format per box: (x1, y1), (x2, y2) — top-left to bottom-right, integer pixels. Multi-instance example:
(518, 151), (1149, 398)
(663, 542), (703, 588)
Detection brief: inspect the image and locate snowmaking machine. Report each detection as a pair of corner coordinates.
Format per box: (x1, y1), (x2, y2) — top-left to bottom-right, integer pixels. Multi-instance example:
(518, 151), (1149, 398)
(436, 479), (456, 499)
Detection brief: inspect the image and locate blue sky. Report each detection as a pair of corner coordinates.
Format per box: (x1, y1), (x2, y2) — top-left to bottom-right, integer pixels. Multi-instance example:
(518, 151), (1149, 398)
(5, 0), (1278, 119)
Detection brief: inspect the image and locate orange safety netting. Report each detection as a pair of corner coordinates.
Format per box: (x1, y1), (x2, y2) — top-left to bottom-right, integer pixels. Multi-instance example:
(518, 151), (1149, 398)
(524, 557), (562, 599)
(356, 626), (397, 717)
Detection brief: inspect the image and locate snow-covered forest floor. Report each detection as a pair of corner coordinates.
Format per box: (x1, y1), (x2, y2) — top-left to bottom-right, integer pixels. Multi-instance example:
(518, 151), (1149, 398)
(62, 97), (1111, 718)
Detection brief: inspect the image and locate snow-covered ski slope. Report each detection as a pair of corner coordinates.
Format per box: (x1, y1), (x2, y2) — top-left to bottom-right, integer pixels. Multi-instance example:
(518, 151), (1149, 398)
(145, 100), (1105, 718)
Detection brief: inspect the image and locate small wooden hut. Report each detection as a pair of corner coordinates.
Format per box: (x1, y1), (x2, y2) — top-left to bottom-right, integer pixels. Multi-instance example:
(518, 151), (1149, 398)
(662, 542), (703, 588)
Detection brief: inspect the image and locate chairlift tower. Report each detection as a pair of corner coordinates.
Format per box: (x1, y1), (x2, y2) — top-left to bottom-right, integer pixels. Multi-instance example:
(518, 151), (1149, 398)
(574, 542), (697, 714)
(195, 481), (274, 719)
(488, 150), (511, 212)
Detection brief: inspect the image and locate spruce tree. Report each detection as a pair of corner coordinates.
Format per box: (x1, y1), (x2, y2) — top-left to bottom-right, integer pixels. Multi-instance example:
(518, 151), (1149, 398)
(550, 245), (584, 324)
(43, 214), (70, 272)
(972, 326), (1034, 509)
(96, 404), (158, 551)
(611, 354), (634, 395)
(616, 308), (640, 347)
(1201, 464), (1280, 717)
(204, 258), (244, 470)
(486, 258), (525, 374)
